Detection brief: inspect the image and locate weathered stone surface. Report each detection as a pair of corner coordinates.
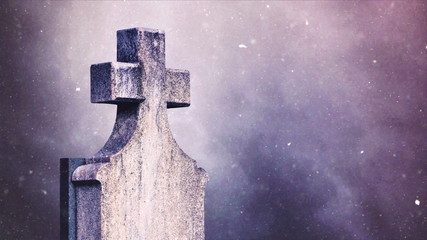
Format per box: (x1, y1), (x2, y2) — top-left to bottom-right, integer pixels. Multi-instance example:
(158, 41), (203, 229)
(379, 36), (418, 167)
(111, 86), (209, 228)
(166, 69), (190, 108)
(91, 62), (143, 103)
(62, 27), (207, 240)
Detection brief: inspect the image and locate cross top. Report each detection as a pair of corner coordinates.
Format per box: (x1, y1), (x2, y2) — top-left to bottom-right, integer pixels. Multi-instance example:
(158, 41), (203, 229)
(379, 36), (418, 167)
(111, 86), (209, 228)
(91, 27), (190, 108)
(87, 28), (192, 161)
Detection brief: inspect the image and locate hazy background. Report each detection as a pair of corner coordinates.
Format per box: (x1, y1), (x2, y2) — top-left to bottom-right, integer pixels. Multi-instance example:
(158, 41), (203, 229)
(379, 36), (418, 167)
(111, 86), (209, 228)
(0, 1), (426, 239)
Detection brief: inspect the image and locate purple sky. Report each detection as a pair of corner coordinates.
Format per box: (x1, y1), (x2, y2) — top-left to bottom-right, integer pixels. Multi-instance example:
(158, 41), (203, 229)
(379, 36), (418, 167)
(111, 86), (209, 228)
(0, 1), (426, 239)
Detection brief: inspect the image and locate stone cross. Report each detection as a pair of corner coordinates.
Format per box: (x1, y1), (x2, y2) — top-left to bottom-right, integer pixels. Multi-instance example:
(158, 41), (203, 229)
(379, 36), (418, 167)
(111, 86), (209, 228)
(60, 28), (208, 240)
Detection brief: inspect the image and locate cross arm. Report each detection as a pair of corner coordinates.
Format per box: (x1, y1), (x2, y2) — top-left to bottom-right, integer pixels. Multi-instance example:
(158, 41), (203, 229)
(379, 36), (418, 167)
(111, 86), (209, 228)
(91, 62), (143, 103)
(166, 68), (190, 108)
(91, 63), (190, 107)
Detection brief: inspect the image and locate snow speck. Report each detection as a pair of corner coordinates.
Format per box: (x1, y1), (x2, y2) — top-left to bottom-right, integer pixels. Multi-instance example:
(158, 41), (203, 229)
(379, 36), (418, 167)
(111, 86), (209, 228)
(305, 19), (309, 26)
(75, 87), (81, 91)
(415, 199), (420, 205)
(360, 150), (364, 154)
(372, 59), (377, 64)
(287, 142), (292, 147)
(29, 170), (33, 175)
(41, 189), (48, 195)
(266, 4), (270, 8)
(238, 44), (247, 49)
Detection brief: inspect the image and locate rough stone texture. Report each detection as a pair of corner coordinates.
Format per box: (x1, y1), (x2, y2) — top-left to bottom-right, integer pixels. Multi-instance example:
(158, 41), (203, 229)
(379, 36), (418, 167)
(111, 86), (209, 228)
(166, 69), (190, 108)
(91, 62), (143, 103)
(64, 28), (208, 240)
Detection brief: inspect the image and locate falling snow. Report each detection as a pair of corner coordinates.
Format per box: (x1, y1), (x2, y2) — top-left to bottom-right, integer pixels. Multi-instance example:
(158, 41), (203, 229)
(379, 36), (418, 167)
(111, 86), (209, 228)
(0, 2), (426, 240)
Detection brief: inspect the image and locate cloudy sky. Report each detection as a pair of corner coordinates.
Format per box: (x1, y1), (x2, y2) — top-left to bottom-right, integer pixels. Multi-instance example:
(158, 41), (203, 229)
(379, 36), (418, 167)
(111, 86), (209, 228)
(0, 1), (426, 239)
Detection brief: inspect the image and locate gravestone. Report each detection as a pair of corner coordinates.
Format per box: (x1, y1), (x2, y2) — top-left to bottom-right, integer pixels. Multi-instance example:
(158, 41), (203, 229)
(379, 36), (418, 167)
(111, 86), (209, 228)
(60, 27), (208, 240)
